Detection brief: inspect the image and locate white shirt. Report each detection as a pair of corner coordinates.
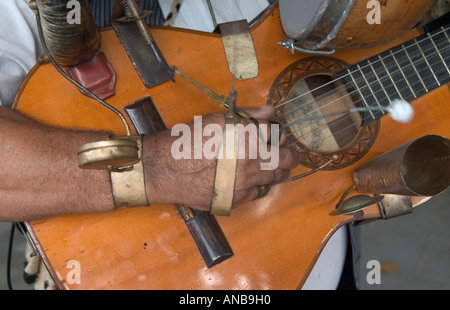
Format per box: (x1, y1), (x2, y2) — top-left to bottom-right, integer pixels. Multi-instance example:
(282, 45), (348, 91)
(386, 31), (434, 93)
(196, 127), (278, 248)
(158, 0), (270, 32)
(0, 0), (43, 107)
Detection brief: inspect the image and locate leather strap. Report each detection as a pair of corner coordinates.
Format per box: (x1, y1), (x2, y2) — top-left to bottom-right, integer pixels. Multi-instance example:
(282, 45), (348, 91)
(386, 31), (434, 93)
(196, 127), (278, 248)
(68, 52), (116, 100)
(219, 20), (259, 80)
(210, 114), (240, 216)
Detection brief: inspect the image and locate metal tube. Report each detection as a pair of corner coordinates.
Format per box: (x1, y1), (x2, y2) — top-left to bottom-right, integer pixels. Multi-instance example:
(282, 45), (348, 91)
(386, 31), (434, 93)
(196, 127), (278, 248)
(35, 0), (100, 67)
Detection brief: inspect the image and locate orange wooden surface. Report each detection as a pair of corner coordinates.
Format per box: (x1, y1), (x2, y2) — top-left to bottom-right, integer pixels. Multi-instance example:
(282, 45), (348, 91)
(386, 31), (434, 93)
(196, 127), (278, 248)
(329, 0), (435, 49)
(14, 5), (449, 289)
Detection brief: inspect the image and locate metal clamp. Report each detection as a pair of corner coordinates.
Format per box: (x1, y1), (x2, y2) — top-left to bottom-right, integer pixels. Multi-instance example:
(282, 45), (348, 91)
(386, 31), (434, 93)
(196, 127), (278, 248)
(277, 39), (336, 55)
(379, 194), (413, 219)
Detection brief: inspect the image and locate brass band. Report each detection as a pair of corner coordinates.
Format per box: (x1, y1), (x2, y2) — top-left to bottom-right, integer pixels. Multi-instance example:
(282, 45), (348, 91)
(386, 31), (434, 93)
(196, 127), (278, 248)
(77, 138), (140, 170)
(77, 134), (149, 207)
(210, 114), (241, 216)
(110, 134), (149, 207)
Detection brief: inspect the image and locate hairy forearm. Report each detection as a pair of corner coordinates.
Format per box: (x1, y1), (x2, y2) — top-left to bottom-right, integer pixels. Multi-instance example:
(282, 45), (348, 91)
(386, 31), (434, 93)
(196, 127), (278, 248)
(0, 106), (299, 221)
(0, 107), (114, 221)
(142, 129), (216, 211)
(0, 106), (212, 222)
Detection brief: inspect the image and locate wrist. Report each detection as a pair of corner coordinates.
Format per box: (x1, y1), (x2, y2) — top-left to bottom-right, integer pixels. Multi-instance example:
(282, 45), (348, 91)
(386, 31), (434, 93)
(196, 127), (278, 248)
(141, 132), (173, 206)
(109, 134), (149, 207)
(140, 131), (215, 211)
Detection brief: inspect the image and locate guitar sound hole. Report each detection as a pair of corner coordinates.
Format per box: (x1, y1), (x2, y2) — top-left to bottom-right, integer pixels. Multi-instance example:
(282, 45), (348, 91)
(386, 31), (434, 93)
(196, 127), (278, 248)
(268, 57), (380, 170)
(285, 74), (361, 152)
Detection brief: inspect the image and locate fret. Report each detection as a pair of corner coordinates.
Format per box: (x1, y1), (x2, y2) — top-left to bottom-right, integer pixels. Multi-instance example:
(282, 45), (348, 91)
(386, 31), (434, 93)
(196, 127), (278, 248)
(357, 63), (383, 109)
(366, 59), (391, 106)
(334, 24), (449, 125)
(444, 26), (450, 43)
(377, 55), (404, 100)
(388, 49), (417, 100)
(414, 38), (440, 86)
(343, 63), (391, 124)
(366, 55), (404, 104)
(442, 26), (450, 85)
(426, 27), (450, 86)
(345, 66), (376, 121)
(401, 42), (429, 94)
(428, 32), (450, 75)
(357, 58), (388, 108)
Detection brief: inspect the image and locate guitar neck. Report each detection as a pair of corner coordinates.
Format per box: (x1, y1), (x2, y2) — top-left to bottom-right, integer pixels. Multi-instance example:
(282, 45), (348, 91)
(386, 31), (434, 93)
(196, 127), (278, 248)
(337, 24), (450, 125)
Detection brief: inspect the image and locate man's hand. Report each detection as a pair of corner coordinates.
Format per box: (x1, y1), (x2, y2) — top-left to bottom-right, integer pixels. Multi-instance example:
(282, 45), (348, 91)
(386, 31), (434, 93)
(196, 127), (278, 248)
(143, 105), (300, 211)
(0, 106), (299, 221)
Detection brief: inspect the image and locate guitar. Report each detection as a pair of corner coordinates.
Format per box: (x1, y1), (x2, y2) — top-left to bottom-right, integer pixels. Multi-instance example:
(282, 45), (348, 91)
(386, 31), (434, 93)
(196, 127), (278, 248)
(14, 4), (449, 289)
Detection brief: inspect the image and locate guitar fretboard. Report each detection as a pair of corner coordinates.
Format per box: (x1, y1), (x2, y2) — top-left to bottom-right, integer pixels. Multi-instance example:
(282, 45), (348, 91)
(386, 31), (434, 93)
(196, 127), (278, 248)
(336, 24), (450, 125)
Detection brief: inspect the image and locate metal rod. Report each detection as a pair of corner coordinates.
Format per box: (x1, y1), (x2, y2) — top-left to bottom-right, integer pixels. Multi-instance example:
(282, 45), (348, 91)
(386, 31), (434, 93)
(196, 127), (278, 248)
(206, 0), (217, 29)
(269, 159), (334, 186)
(35, 7), (131, 136)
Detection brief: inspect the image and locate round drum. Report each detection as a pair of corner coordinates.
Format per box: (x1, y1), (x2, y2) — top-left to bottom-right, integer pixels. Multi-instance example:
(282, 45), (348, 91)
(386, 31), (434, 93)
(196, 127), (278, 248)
(279, 0), (436, 50)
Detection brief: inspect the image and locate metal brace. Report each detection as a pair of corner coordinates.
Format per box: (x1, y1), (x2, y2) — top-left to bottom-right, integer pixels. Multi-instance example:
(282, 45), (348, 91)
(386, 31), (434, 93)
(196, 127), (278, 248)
(379, 194), (413, 219)
(277, 39), (336, 55)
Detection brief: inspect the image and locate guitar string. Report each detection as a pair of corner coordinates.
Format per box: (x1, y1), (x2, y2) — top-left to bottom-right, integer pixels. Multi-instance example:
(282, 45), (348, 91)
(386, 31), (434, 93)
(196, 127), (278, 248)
(272, 40), (450, 149)
(274, 26), (449, 113)
(277, 43), (450, 151)
(283, 47), (450, 151)
(256, 27), (446, 153)
(272, 27), (449, 136)
(283, 43), (450, 143)
(274, 31), (448, 118)
(273, 33), (450, 135)
(279, 39), (450, 125)
(275, 36), (450, 142)
(282, 40), (450, 126)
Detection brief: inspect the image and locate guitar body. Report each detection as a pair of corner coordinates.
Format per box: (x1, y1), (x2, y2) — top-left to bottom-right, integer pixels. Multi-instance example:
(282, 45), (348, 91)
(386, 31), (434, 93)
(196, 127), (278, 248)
(14, 5), (449, 289)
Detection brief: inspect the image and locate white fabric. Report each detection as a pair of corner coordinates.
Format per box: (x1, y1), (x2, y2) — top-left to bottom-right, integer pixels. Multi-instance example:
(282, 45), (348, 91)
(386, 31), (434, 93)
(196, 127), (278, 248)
(0, 0), (43, 107)
(302, 225), (348, 290)
(387, 99), (415, 123)
(158, 0), (270, 32)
